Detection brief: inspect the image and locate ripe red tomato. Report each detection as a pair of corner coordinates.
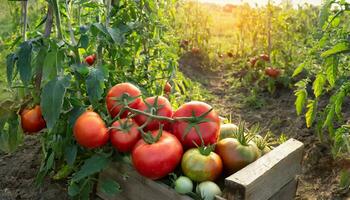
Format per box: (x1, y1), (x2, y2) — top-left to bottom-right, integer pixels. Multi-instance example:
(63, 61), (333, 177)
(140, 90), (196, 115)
(164, 82), (172, 94)
(172, 101), (220, 149)
(191, 47), (200, 54)
(73, 111), (109, 149)
(132, 130), (183, 180)
(215, 138), (259, 174)
(265, 67), (281, 78)
(249, 57), (258, 67)
(110, 118), (141, 153)
(20, 105), (46, 134)
(259, 54), (270, 61)
(106, 83), (142, 118)
(181, 148), (223, 182)
(134, 96), (173, 131)
(85, 55), (95, 66)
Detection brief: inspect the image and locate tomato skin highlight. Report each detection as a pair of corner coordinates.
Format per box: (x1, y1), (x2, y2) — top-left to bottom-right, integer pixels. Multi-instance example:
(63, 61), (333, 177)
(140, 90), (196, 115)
(85, 55), (95, 66)
(73, 111), (109, 149)
(134, 96), (173, 131)
(215, 138), (258, 174)
(132, 131), (183, 180)
(106, 83), (142, 118)
(110, 118), (141, 153)
(21, 105), (46, 134)
(172, 101), (220, 149)
(181, 148), (223, 182)
(164, 82), (172, 94)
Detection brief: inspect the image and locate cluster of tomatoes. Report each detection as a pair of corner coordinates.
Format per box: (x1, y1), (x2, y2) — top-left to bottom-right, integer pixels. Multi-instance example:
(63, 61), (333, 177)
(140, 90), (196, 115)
(249, 54), (281, 78)
(19, 81), (272, 200)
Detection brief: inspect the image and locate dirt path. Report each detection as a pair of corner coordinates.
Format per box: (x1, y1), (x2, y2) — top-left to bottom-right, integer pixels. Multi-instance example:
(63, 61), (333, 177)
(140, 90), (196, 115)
(179, 53), (349, 200)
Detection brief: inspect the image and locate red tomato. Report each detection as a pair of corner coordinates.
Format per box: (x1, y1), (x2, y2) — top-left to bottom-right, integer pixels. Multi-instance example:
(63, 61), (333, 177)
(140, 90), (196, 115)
(249, 57), (258, 67)
(110, 118), (141, 153)
(134, 96), (173, 131)
(191, 47), (200, 54)
(20, 105), (46, 134)
(73, 111), (109, 149)
(164, 82), (172, 94)
(265, 67), (281, 78)
(259, 54), (270, 61)
(132, 130), (183, 180)
(85, 55), (95, 66)
(172, 101), (220, 149)
(106, 83), (142, 118)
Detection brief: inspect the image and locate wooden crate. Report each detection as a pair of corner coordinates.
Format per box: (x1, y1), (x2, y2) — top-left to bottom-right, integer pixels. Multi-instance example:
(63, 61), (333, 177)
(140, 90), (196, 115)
(97, 138), (304, 200)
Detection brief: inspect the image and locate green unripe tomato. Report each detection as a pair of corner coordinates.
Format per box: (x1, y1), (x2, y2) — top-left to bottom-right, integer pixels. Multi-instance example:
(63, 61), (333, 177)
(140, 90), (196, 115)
(174, 176), (193, 194)
(196, 181), (222, 200)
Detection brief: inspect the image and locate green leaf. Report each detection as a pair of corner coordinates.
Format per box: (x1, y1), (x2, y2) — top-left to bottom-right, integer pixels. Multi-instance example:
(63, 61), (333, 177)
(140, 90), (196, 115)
(65, 145), (77, 166)
(68, 182), (80, 196)
(325, 56), (338, 87)
(98, 179), (121, 196)
(312, 74), (326, 98)
(41, 76), (71, 129)
(321, 42), (350, 57)
(305, 100), (317, 128)
(6, 53), (16, 86)
(292, 62), (306, 77)
(17, 41), (33, 85)
(42, 51), (58, 83)
(319, 0), (332, 28)
(79, 34), (89, 49)
(295, 89), (307, 116)
(0, 113), (24, 153)
(107, 27), (123, 44)
(86, 66), (107, 104)
(72, 154), (109, 182)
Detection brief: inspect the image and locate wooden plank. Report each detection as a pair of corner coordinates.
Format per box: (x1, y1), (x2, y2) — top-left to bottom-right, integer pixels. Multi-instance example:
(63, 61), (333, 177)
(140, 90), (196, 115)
(224, 138), (304, 200)
(269, 179), (298, 200)
(96, 162), (192, 200)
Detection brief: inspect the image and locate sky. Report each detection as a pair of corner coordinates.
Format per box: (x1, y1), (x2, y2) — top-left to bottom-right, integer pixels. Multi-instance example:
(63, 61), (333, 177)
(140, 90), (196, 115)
(198, 0), (323, 6)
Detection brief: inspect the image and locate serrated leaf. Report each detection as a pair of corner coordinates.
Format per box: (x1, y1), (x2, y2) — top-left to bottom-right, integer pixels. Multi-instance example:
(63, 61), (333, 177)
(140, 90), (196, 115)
(0, 113), (24, 153)
(305, 100), (317, 128)
(292, 62), (306, 77)
(65, 145), (77, 166)
(312, 74), (326, 98)
(86, 66), (107, 104)
(41, 76), (71, 129)
(72, 154), (109, 182)
(295, 89), (307, 116)
(6, 53), (16, 86)
(68, 182), (80, 196)
(99, 179), (121, 196)
(79, 34), (89, 49)
(325, 56), (338, 87)
(17, 41), (33, 85)
(42, 51), (58, 83)
(321, 42), (350, 57)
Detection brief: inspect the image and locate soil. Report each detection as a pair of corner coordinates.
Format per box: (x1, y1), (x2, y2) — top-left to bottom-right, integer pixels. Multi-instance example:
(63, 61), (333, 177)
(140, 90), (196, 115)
(179, 52), (350, 200)
(0, 52), (349, 199)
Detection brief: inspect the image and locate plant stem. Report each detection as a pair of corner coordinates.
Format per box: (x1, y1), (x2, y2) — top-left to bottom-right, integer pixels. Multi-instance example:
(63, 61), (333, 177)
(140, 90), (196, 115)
(52, 0), (63, 40)
(44, 4), (54, 38)
(65, 0), (77, 45)
(22, 1), (28, 41)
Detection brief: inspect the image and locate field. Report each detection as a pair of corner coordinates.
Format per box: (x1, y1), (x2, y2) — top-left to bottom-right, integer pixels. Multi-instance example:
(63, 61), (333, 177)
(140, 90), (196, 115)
(1, 0), (350, 199)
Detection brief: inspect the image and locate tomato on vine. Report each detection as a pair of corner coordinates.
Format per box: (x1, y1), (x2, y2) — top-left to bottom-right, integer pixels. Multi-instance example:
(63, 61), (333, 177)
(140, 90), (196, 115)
(85, 54), (96, 66)
(259, 54), (270, 62)
(265, 67), (281, 78)
(110, 118), (141, 153)
(164, 82), (172, 95)
(73, 111), (109, 149)
(181, 146), (223, 182)
(132, 130), (183, 180)
(20, 105), (46, 134)
(134, 96), (173, 131)
(172, 101), (220, 149)
(106, 83), (142, 119)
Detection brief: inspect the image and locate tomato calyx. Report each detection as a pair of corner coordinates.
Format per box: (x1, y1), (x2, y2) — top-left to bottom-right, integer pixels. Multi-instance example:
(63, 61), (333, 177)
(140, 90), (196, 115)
(141, 125), (164, 144)
(180, 108), (214, 145)
(197, 144), (216, 156)
(109, 118), (134, 133)
(110, 93), (141, 119)
(234, 121), (254, 146)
